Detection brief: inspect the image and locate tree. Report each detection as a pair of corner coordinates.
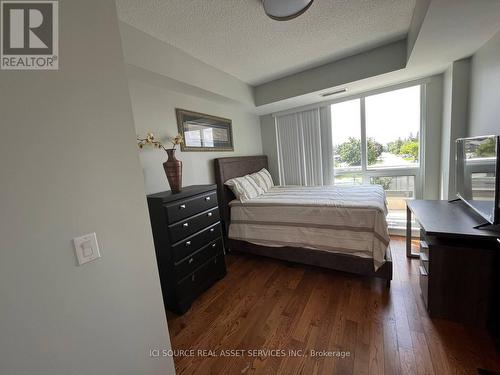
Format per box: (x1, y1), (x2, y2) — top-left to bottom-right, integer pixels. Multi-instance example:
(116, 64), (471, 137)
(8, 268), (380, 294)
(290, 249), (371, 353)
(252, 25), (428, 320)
(336, 137), (383, 166)
(476, 138), (495, 157)
(372, 176), (393, 190)
(336, 138), (361, 166)
(368, 138), (384, 164)
(386, 137), (403, 154)
(384, 134), (419, 162)
(399, 141), (419, 161)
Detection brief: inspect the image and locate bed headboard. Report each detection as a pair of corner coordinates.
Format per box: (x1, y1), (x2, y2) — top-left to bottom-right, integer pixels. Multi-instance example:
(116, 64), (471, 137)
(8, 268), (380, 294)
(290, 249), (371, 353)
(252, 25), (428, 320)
(214, 155), (268, 236)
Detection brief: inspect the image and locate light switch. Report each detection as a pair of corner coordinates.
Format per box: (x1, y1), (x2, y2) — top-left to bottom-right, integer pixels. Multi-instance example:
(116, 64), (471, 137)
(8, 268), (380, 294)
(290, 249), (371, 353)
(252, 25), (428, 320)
(73, 232), (101, 266)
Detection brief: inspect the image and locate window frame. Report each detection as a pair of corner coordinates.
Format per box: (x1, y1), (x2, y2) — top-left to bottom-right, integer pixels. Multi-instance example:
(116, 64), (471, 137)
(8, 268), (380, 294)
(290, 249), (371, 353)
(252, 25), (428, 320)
(332, 83), (425, 200)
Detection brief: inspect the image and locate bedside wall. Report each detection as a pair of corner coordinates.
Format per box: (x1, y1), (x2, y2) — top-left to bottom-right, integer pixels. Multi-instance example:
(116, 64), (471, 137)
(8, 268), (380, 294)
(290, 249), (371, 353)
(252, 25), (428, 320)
(0, 1), (175, 374)
(127, 76), (262, 195)
(468, 29), (500, 136)
(120, 24), (263, 195)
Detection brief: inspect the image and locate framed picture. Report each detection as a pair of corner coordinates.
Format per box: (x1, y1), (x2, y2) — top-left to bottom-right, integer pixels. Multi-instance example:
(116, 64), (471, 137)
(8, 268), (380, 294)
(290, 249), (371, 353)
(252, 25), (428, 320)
(176, 108), (234, 152)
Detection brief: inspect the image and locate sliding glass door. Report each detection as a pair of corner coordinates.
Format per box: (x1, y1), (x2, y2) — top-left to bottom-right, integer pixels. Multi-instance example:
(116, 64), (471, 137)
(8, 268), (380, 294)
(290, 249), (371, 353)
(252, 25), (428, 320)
(331, 85), (422, 228)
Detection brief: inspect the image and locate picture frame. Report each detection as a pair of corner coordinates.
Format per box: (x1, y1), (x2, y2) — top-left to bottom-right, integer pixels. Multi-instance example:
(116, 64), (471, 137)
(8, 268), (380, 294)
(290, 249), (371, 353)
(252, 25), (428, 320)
(175, 108), (234, 152)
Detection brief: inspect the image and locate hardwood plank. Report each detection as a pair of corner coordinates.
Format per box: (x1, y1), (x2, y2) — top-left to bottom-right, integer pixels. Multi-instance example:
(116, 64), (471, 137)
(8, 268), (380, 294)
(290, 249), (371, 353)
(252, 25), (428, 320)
(383, 322), (401, 375)
(334, 319), (357, 375)
(410, 330), (435, 375)
(256, 270), (321, 374)
(175, 260), (280, 372)
(166, 237), (500, 375)
(352, 282), (371, 375)
(392, 287), (414, 350)
(291, 272), (331, 342)
(368, 322), (385, 375)
(218, 267), (297, 374)
(399, 347), (417, 375)
(313, 276), (344, 375)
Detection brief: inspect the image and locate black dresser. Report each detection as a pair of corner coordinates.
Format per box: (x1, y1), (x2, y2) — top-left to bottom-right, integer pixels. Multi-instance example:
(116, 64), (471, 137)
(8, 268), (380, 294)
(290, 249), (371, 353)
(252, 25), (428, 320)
(147, 185), (227, 315)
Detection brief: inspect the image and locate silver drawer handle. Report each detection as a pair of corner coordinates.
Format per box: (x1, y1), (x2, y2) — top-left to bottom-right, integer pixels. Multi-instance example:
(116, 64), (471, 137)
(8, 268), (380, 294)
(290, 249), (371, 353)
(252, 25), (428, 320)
(419, 265), (428, 277)
(210, 228), (215, 232)
(191, 274), (195, 282)
(180, 204), (186, 209)
(205, 196), (211, 201)
(185, 241), (191, 246)
(207, 212), (213, 217)
(214, 258), (217, 264)
(188, 257), (194, 264)
(212, 243), (216, 248)
(183, 223), (189, 228)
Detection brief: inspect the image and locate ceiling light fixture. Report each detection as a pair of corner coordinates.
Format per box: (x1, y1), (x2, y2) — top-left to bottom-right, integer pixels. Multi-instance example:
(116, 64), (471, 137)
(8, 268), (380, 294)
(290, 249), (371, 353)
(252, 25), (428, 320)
(263, 0), (314, 21)
(321, 89), (347, 97)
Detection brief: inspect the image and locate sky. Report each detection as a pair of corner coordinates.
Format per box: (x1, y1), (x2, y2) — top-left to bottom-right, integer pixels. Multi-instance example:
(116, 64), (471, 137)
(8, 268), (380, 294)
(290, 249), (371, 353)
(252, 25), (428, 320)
(330, 85), (421, 146)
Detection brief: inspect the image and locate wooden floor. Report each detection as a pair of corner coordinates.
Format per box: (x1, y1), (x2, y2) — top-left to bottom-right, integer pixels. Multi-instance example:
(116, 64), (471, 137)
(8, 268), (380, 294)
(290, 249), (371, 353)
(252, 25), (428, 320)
(166, 237), (500, 375)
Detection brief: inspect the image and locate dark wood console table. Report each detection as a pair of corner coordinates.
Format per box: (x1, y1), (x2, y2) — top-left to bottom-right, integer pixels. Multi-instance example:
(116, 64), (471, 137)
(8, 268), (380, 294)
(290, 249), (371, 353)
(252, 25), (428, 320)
(406, 200), (499, 333)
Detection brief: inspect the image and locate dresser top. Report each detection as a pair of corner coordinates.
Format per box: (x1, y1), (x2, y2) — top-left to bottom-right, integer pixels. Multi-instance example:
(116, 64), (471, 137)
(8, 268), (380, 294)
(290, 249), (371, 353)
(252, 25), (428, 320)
(407, 200), (500, 239)
(148, 185), (216, 203)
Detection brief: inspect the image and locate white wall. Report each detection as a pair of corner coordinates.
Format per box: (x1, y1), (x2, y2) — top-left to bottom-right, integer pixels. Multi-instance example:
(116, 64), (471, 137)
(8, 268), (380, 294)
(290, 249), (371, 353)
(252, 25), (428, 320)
(119, 23), (254, 108)
(0, 1), (175, 374)
(468, 30), (500, 136)
(439, 59), (470, 199)
(120, 24), (262, 195)
(254, 40), (407, 106)
(422, 75), (443, 200)
(440, 67), (453, 199)
(129, 75), (263, 194)
(407, 0), (431, 58)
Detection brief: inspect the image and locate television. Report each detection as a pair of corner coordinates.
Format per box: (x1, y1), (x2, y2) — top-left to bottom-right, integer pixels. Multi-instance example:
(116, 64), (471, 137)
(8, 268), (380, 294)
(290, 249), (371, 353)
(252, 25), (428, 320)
(455, 135), (500, 225)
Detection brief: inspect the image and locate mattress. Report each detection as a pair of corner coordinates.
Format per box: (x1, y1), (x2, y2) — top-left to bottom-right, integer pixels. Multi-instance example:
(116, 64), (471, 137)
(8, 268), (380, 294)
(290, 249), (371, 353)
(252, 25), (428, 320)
(228, 185), (390, 270)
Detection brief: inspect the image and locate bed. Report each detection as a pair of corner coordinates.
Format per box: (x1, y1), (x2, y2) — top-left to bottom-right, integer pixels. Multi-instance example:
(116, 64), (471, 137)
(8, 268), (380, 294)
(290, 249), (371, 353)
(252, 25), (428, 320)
(214, 155), (392, 286)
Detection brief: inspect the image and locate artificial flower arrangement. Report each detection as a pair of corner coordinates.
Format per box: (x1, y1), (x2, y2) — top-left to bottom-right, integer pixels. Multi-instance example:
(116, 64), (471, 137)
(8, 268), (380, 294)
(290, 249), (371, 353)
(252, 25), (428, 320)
(137, 132), (184, 151)
(136, 132), (185, 193)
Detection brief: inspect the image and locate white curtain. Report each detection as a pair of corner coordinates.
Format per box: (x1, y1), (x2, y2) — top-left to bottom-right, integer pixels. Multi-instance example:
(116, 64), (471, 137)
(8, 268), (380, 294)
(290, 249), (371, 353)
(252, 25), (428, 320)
(276, 107), (332, 186)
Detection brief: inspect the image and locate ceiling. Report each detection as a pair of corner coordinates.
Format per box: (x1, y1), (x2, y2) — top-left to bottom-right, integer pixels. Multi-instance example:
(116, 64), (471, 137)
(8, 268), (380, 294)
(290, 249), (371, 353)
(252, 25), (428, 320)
(116, 0), (416, 85)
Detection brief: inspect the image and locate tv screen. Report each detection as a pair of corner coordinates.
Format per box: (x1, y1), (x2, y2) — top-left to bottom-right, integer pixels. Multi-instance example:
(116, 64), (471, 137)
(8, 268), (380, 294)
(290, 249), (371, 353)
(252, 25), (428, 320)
(456, 135), (500, 225)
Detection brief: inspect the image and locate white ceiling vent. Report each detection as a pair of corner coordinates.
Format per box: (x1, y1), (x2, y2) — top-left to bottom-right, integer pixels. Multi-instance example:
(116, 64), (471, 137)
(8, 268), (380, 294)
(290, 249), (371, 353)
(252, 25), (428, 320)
(321, 89), (347, 97)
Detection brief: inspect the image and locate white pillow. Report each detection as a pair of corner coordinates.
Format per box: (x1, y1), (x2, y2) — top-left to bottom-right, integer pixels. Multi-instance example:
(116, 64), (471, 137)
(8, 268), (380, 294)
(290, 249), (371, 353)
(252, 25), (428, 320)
(225, 175), (264, 202)
(249, 168), (274, 192)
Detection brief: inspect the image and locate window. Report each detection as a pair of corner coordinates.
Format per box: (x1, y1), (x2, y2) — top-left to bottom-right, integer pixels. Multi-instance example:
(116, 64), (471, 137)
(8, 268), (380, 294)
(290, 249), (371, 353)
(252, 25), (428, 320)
(331, 98), (362, 186)
(331, 99), (361, 170)
(370, 175), (415, 213)
(365, 86), (421, 169)
(331, 84), (423, 230)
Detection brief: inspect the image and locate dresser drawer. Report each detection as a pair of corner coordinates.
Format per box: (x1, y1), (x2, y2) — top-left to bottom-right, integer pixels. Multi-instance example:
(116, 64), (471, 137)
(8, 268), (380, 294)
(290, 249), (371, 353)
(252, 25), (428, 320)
(174, 238), (223, 280)
(169, 206), (219, 243)
(165, 190), (218, 223)
(419, 265), (428, 309)
(175, 253), (226, 305)
(171, 221), (222, 262)
(420, 240), (429, 273)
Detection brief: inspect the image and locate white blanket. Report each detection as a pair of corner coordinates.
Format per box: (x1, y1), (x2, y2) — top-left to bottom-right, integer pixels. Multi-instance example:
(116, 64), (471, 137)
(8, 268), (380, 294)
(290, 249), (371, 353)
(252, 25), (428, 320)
(228, 185), (390, 270)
